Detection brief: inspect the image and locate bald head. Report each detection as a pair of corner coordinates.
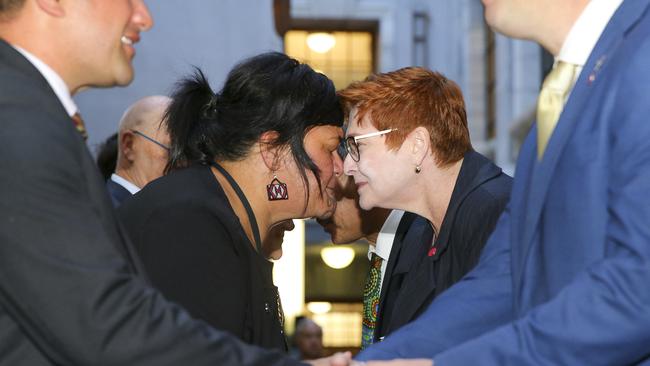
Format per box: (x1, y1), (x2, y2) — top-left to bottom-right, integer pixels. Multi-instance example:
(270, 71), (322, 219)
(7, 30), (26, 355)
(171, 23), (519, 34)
(119, 96), (170, 134)
(115, 96), (171, 189)
(294, 318), (323, 360)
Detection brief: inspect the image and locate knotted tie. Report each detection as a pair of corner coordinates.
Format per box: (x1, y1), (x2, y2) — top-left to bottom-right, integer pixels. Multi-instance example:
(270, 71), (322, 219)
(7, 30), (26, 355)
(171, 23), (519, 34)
(361, 253), (383, 348)
(71, 112), (88, 141)
(536, 61), (578, 159)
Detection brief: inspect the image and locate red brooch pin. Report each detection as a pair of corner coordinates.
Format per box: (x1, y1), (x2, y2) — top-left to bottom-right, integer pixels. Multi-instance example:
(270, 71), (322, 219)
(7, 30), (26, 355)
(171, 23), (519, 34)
(428, 246), (437, 257)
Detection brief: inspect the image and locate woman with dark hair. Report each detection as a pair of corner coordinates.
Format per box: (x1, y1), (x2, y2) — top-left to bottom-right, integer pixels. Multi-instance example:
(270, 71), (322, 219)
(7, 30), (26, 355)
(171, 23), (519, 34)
(118, 52), (343, 351)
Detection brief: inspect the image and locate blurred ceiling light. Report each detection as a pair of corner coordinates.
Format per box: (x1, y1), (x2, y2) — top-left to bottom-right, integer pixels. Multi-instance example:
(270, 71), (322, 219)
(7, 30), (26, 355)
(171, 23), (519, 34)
(307, 301), (332, 314)
(320, 246), (355, 269)
(307, 32), (336, 53)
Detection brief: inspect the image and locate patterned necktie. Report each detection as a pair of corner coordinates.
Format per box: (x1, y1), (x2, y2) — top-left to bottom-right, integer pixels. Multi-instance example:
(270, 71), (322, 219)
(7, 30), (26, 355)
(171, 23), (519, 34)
(71, 112), (88, 141)
(536, 61), (578, 159)
(361, 252), (383, 349)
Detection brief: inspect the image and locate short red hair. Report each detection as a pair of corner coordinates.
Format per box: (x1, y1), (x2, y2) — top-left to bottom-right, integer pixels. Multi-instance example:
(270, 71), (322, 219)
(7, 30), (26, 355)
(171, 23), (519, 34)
(338, 67), (471, 166)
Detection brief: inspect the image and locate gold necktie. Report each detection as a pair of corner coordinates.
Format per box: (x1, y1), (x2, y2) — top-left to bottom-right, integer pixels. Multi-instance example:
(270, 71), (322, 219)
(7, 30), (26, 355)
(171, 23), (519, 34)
(536, 61), (578, 159)
(71, 112), (88, 141)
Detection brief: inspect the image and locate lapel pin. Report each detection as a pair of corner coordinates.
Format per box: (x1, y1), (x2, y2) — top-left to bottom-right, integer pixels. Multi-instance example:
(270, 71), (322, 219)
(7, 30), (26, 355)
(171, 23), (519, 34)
(428, 246), (437, 257)
(588, 55), (607, 85)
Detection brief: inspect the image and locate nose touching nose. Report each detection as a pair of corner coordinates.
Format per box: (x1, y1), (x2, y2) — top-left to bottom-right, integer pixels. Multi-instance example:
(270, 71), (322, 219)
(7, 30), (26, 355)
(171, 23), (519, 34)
(343, 153), (357, 176)
(332, 151), (344, 177)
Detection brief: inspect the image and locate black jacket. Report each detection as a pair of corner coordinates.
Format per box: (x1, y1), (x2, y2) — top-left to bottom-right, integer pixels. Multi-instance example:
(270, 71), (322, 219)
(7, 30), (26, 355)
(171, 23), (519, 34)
(375, 150), (512, 340)
(0, 39), (301, 366)
(119, 164), (287, 351)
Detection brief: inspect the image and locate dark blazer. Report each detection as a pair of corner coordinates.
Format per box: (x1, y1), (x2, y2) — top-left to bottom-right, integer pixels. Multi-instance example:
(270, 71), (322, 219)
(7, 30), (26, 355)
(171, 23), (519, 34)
(0, 39), (301, 366)
(118, 164), (287, 351)
(375, 150), (512, 341)
(106, 178), (133, 207)
(359, 1), (650, 364)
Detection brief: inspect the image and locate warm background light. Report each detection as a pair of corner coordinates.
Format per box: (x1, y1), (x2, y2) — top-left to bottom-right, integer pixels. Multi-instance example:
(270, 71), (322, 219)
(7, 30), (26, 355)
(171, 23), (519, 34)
(306, 32), (336, 53)
(307, 301), (332, 314)
(320, 246), (355, 269)
(273, 219), (305, 335)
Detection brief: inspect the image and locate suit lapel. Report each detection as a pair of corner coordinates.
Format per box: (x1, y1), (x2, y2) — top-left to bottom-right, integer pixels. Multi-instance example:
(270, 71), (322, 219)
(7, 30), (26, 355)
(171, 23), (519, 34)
(510, 131), (538, 309)
(385, 217), (433, 331)
(375, 212), (416, 340)
(520, 1), (647, 260)
(378, 212), (416, 305)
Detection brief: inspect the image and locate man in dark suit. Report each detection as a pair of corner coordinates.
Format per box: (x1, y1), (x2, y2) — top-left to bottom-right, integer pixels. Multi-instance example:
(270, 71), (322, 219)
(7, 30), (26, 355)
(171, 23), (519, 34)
(359, 0), (650, 365)
(0, 1), (333, 365)
(108, 95), (171, 207)
(316, 174), (417, 347)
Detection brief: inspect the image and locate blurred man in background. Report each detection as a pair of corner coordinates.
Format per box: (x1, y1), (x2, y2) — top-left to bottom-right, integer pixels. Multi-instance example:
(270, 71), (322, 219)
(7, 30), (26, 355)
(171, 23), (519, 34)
(293, 318), (324, 361)
(108, 95), (171, 206)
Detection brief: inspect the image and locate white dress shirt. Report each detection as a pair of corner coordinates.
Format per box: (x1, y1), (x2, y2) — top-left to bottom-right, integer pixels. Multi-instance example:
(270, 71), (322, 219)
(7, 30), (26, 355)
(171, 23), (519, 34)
(556, 0), (623, 95)
(368, 209), (405, 289)
(111, 174), (141, 195)
(12, 45), (78, 117)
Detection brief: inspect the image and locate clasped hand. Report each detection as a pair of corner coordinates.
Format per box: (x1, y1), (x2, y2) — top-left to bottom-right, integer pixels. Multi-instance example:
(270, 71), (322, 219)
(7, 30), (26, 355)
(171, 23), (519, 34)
(307, 352), (433, 366)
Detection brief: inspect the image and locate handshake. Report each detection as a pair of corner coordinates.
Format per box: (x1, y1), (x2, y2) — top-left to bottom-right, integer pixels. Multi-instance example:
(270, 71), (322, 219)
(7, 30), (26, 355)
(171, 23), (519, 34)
(307, 353), (433, 366)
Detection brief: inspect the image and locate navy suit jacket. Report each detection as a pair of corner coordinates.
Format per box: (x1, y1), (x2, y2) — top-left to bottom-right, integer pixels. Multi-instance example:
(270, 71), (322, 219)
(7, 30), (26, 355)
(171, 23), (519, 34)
(106, 178), (133, 207)
(359, 1), (650, 364)
(375, 151), (511, 341)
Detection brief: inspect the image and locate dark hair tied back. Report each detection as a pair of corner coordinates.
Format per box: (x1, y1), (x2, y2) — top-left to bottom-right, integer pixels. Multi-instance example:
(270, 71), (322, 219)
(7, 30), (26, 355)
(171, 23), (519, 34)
(163, 68), (220, 171)
(202, 93), (220, 120)
(164, 52), (343, 200)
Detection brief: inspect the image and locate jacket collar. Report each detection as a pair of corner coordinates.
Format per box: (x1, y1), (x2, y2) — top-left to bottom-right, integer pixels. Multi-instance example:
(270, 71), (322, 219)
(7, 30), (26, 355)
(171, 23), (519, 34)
(0, 39), (69, 120)
(433, 150), (503, 260)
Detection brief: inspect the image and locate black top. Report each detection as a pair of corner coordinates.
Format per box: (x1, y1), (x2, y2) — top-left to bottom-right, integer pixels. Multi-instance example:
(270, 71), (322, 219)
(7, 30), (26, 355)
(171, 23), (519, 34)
(375, 150), (513, 340)
(118, 164), (287, 351)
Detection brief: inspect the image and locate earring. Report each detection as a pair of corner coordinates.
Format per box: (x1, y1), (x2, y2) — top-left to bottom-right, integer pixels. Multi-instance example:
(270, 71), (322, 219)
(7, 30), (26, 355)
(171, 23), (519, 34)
(267, 174), (289, 201)
(415, 165), (422, 174)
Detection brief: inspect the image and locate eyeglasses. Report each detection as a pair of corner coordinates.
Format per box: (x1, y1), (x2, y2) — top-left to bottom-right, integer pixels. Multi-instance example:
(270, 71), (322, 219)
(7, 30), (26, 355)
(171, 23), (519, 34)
(131, 129), (170, 151)
(344, 128), (397, 162)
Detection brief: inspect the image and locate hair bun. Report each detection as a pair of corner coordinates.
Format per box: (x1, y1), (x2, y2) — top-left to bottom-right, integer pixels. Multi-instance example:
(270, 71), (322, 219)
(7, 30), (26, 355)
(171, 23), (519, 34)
(202, 93), (220, 120)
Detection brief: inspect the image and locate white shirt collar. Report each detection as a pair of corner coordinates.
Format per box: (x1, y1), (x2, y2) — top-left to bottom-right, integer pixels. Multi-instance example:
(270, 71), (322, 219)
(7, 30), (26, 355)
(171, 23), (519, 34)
(368, 210), (405, 261)
(12, 45), (78, 117)
(111, 174), (141, 195)
(557, 0), (623, 66)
